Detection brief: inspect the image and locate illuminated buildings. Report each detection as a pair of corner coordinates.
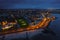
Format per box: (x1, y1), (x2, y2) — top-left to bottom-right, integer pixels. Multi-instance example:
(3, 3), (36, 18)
(0, 9), (55, 35)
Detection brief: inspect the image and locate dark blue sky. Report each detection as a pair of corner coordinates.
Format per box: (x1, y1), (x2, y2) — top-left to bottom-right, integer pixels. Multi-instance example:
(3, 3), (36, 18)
(0, 0), (60, 9)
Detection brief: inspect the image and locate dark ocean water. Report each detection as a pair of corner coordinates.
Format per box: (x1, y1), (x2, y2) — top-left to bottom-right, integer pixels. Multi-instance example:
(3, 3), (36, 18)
(48, 14), (60, 40)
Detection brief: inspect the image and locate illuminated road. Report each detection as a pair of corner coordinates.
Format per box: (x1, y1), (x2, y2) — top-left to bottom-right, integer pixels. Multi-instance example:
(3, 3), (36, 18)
(0, 17), (53, 35)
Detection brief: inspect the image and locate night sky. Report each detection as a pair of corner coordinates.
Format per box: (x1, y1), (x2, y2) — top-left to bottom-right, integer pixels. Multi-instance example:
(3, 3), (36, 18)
(0, 0), (60, 9)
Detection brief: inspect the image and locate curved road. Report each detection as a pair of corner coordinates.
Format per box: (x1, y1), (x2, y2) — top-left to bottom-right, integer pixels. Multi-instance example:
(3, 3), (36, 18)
(0, 17), (53, 36)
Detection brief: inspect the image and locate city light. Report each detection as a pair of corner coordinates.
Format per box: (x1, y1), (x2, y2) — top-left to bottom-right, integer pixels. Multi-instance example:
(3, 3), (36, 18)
(0, 10), (55, 35)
